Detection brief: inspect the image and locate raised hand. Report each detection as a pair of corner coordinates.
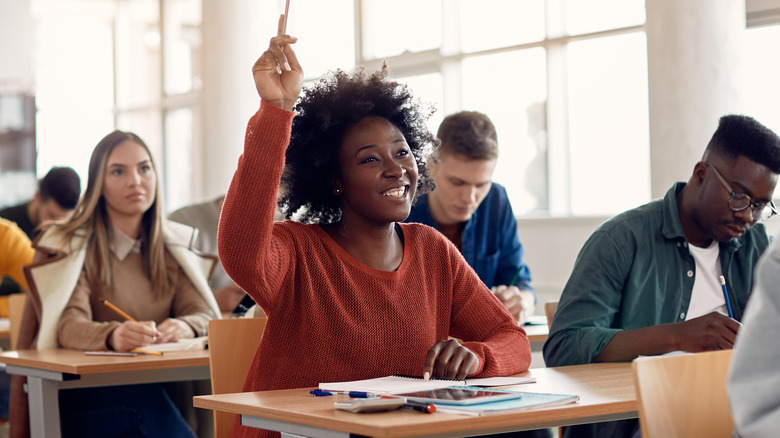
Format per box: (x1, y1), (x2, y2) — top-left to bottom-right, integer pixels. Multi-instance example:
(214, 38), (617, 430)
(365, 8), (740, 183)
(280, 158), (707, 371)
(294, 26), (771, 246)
(423, 339), (480, 380)
(252, 14), (303, 111)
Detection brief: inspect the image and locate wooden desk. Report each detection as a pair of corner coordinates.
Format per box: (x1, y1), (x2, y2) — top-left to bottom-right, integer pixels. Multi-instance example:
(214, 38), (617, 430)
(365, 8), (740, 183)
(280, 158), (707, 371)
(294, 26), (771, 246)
(194, 362), (636, 437)
(0, 349), (210, 438)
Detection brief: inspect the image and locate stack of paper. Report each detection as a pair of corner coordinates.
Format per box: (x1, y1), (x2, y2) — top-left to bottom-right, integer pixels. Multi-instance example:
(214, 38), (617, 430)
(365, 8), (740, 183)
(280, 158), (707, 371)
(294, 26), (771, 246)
(131, 336), (208, 354)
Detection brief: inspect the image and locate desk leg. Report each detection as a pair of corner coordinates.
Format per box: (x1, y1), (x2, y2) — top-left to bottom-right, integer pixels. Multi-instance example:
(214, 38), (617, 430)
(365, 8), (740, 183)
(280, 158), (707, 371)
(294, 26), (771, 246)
(26, 376), (61, 438)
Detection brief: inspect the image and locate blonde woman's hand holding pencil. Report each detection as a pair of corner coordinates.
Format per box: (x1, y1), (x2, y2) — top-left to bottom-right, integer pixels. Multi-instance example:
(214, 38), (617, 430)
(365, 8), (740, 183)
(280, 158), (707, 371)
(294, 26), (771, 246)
(109, 321), (160, 352)
(102, 299), (162, 351)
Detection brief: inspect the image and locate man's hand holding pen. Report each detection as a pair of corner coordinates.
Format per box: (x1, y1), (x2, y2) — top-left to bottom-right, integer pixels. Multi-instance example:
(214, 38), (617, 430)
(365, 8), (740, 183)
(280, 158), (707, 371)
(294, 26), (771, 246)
(491, 285), (535, 324)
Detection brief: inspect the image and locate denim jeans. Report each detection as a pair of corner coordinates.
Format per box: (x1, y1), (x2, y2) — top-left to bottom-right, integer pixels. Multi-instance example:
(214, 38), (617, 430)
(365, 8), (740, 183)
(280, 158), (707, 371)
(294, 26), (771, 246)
(59, 383), (196, 438)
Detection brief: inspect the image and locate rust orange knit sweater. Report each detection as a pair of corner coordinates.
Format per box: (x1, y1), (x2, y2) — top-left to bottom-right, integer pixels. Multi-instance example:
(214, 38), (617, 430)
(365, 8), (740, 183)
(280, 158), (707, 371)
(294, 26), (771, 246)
(219, 101), (531, 438)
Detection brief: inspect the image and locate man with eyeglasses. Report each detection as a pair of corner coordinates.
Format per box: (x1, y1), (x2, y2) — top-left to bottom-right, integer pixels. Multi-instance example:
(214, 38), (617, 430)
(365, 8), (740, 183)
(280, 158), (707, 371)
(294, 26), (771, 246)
(544, 114), (780, 438)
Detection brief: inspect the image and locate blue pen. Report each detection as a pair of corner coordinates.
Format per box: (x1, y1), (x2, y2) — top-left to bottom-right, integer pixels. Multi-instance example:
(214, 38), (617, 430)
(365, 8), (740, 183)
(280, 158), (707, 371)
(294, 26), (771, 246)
(310, 389), (374, 398)
(719, 275), (734, 318)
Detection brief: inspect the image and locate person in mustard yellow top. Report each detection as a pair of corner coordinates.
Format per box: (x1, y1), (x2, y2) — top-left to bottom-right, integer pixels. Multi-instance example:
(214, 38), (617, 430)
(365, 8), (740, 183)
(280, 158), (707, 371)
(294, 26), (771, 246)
(0, 217), (34, 288)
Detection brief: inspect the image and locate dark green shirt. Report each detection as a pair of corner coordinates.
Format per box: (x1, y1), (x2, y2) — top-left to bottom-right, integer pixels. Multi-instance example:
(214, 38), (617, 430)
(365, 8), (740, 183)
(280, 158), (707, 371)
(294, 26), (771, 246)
(544, 182), (769, 367)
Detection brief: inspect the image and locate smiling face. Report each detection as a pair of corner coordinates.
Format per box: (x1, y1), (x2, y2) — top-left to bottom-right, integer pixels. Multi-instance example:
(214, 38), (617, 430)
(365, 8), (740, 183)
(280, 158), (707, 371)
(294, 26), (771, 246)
(427, 152), (496, 226)
(101, 140), (157, 224)
(335, 116), (418, 226)
(688, 154), (778, 246)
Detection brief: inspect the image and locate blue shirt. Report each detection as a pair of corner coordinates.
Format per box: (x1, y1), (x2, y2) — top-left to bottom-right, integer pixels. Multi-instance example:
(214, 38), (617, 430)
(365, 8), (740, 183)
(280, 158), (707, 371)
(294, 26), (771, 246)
(544, 182), (769, 368)
(405, 183), (533, 292)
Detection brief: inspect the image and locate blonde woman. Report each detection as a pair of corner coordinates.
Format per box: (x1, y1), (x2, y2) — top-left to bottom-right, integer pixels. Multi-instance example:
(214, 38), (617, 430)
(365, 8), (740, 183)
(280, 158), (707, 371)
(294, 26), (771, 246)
(10, 130), (220, 438)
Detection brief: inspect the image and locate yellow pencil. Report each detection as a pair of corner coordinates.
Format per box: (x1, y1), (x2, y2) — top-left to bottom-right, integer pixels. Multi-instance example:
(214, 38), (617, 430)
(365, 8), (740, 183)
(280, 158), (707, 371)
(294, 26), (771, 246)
(131, 348), (163, 356)
(102, 299), (138, 322)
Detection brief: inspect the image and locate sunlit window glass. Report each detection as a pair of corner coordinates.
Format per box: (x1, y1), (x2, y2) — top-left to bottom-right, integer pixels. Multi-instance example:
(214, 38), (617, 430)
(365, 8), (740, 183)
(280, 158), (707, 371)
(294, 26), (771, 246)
(115, 0), (161, 109)
(361, 0), (441, 59)
(459, 0), (545, 52)
(743, 24), (780, 136)
(35, 4), (115, 183)
(564, 0), (645, 36)
(286, 0), (355, 79)
(566, 32), (649, 216)
(462, 49), (548, 215)
(163, 108), (196, 211)
(163, 0), (201, 95)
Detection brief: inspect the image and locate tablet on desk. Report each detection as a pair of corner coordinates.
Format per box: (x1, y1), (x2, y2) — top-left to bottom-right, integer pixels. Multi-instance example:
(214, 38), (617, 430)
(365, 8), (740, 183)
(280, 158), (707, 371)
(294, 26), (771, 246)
(394, 386), (523, 406)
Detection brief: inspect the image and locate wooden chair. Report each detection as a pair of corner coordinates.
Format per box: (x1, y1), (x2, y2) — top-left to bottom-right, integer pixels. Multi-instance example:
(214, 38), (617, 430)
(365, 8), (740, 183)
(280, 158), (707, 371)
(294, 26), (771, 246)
(633, 350), (734, 438)
(208, 317), (267, 438)
(8, 292), (27, 350)
(544, 301), (558, 329)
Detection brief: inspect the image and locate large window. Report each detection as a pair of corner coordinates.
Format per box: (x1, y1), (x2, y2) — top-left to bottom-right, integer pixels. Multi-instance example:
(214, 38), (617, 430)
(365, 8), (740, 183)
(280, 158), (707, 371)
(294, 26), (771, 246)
(353, 0), (649, 217)
(33, 0), (200, 213)
(743, 24), (780, 135)
(30, 0), (780, 218)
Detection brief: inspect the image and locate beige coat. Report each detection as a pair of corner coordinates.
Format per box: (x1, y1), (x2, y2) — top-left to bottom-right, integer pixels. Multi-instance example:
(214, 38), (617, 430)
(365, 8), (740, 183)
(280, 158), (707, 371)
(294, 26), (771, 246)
(10, 220), (221, 438)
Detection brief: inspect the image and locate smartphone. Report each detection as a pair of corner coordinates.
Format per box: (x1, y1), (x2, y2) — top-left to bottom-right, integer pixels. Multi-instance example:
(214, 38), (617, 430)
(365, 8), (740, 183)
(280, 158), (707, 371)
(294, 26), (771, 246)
(334, 397), (405, 413)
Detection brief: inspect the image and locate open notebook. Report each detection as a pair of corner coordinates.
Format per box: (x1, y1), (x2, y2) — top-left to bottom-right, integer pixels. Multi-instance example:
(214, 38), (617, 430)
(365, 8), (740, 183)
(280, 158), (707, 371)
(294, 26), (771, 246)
(131, 336), (208, 353)
(319, 374), (536, 395)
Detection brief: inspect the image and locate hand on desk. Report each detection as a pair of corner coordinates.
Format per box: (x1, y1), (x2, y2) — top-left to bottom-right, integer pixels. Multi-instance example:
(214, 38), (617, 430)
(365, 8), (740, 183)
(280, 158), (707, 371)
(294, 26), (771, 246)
(491, 285), (535, 324)
(156, 318), (195, 343)
(109, 321), (160, 351)
(423, 339), (479, 380)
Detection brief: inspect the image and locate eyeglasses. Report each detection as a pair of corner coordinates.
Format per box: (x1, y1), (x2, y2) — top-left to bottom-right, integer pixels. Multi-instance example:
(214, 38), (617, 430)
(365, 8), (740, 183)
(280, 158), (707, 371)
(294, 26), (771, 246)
(706, 162), (777, 221)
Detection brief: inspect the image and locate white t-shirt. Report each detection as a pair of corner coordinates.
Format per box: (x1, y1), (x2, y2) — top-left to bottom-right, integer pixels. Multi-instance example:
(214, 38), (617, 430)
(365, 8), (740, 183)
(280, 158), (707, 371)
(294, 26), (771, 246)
(686, 240), (728, 320)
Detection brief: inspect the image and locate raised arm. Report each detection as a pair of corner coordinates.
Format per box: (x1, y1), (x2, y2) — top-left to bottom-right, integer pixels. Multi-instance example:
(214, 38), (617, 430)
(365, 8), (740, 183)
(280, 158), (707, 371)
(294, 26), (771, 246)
(218, 26), (303, 308)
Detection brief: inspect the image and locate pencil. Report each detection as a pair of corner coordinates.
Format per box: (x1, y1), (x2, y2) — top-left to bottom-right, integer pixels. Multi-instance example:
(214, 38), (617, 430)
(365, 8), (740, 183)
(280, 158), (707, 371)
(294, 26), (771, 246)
(279, 0), (291, 36)
(719, 275), (734, 318)
(102, 299), (138, 322)
(509, 267), (522, 287)
(131, 348), (163, 356)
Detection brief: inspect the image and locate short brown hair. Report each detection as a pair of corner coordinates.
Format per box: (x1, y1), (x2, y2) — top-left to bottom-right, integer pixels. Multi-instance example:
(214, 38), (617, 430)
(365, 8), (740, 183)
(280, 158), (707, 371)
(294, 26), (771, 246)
(436, 111), (498, 161)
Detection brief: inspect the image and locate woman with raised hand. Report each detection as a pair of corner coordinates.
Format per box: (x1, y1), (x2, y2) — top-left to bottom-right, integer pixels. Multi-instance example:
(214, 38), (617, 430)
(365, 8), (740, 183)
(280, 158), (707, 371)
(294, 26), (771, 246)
(218, 20), (531, 438)
(10, 130), (220, 438)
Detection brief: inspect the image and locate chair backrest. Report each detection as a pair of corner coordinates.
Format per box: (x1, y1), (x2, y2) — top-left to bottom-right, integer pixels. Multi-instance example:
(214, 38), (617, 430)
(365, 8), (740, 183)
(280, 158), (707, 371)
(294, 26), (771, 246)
(208, 316), (267, 438)
(8, 293), (27, 350)
(544, 301), (558, 329)
(633, 349), (734, 438)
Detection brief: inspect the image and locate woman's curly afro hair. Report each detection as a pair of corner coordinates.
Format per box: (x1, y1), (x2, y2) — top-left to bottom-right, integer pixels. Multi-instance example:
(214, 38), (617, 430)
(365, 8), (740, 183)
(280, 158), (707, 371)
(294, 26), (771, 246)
(279, 65), (437, 224)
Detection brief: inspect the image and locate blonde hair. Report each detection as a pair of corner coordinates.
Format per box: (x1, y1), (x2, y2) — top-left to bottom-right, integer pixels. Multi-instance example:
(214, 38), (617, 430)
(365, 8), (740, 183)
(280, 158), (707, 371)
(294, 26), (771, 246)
(55, 130), (169, 296)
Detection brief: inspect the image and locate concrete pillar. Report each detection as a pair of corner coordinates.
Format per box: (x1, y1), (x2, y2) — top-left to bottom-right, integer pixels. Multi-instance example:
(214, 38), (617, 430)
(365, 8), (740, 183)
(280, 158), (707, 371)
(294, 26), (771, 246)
(200, 0), (280, 199)
(646, 0), (745, 199)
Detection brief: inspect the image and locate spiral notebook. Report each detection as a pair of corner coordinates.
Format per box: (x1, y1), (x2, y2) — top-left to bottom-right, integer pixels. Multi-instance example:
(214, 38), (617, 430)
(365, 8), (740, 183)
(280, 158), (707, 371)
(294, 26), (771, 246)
(319, 374), (536, 395)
